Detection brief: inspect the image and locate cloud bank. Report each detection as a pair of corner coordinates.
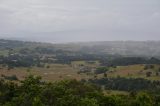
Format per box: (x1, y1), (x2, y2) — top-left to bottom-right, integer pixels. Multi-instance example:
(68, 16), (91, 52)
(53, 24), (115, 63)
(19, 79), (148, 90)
(0, 0), (160, 43)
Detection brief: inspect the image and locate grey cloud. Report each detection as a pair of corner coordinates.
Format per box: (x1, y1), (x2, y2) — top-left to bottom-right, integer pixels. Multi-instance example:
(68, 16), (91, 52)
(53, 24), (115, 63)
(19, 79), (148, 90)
(0, 0), (160, 43)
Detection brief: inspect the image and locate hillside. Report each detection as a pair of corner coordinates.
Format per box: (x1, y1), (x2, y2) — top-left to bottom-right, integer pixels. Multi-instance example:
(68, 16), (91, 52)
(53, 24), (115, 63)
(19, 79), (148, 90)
(53, 41), (160, 57)
(1, 39), (160, 105)
(1, 39), (160, 57)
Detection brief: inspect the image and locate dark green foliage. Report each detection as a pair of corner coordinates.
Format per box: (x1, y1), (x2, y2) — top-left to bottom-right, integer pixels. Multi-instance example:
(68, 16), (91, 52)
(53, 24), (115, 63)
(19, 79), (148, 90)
(134, 92), (153, 106)
(3, 75), (18, 81)
(156, 72), (159, 76)
(46, 65), (50, 68)
(0, 79), (18, 105)
(104, 73), (107, 77)
(88, 77), (160, 91)
(0, 75), (160, 106)
(146, 72), (152, 77)
(144, 65), (155, 70)
(94, 67), (109, 74)
(0, 54), (38, 67)
(100, 57), (160, 67)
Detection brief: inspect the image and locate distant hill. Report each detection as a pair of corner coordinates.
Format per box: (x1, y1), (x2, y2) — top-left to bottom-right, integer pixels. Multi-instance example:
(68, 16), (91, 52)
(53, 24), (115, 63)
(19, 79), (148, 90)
(1, 39), (160, 57)
(53, 41), (160, 57)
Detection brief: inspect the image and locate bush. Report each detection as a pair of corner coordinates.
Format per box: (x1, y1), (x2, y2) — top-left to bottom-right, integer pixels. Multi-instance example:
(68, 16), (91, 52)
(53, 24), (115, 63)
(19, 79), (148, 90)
(3, 75), (18, 81)
(0, 75), (159, 106)
(94, 67), (109, 74)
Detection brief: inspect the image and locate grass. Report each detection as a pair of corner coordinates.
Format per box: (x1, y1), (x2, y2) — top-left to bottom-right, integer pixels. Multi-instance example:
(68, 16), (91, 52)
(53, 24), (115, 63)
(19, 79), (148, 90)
(106, 64), (160, 80)
(0, 64), (91, 82)
(106, 65), (144, 77)
(0, 50), (9, 56)
(0, 63), (160, 83)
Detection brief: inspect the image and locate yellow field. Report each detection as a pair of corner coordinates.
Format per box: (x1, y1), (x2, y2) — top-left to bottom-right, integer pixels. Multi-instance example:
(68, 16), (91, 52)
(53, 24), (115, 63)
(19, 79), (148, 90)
(106, 64), (160, 80)
(1, 63), (160, 82)
(0, 64), (91, 82)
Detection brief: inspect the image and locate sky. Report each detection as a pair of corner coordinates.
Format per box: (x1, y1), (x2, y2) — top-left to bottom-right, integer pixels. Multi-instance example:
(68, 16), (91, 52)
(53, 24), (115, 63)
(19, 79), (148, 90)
(0, 0), (160, 43)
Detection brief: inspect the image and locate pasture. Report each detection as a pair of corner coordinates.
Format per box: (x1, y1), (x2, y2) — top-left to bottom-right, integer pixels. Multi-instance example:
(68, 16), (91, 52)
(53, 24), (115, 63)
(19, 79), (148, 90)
(0, 64), (90, 82)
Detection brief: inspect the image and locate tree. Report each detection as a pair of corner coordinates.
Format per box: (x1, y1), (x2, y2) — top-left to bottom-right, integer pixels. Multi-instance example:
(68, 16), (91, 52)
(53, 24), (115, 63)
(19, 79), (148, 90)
(146, 72), (152, 77)
(135, 92), (153, 106)
(46, 65), (50, 68)
(156, 72), (159, 76)
(104, 73), (107, 78)
(95, 67), (109, 74)
(79, 98), (98, 106)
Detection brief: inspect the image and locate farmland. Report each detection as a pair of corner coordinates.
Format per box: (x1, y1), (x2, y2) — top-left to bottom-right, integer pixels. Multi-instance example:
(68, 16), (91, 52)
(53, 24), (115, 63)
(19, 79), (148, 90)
(1, 39), (160, 92)
(0, 40), (160, 81)
(0, 64), (89, 81)
(1, 39), (160, 105)
(1, 62), (160, 82)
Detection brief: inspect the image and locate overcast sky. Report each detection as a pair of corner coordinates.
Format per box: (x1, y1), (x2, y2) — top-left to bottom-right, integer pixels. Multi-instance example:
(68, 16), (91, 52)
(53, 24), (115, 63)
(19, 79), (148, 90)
(0, 0), (160, 43)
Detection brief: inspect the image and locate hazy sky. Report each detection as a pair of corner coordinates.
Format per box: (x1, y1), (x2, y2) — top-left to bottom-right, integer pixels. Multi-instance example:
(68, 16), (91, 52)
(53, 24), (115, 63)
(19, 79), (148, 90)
(0, 0), (160, 43)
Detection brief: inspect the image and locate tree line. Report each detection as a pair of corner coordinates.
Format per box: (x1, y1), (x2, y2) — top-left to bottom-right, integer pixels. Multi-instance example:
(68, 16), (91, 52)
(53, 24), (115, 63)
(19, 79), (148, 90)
(0, 75), (160, 106)
(87, 77), (160, 92)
